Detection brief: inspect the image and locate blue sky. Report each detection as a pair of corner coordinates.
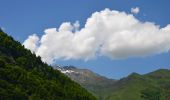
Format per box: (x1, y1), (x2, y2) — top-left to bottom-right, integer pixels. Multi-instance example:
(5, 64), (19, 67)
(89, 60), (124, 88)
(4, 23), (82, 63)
(0, 0), (170, 79)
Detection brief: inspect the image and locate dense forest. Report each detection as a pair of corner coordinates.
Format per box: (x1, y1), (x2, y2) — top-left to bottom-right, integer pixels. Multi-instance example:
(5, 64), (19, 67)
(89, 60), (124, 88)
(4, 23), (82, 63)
(0, 28), (96, 100)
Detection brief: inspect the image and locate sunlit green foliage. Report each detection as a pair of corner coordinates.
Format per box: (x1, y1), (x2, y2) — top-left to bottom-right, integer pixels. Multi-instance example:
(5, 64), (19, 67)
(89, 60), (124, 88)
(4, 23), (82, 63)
(0, 30), (96, 100)
(141, 88), (161, 100)
(80, 69), (170, 100)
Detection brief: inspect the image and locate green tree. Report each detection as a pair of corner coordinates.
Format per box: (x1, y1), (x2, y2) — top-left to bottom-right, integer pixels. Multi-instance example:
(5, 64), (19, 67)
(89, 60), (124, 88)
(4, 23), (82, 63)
(141, 88), (161, 100)
(0, 59), (5, 67)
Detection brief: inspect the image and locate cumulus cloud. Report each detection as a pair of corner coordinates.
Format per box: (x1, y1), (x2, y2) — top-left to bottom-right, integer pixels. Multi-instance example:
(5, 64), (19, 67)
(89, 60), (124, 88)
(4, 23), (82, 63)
(23, 34), (39, 52)
(131, 7), (140, 14)
(23, 8), (170, 64)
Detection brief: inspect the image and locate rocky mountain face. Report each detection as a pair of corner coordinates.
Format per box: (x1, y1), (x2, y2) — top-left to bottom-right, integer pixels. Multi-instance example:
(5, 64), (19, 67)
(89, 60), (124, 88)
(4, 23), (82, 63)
(55, 66), (115, 84)
(55, 66), (170, 100)
(55, 66), (116, 99)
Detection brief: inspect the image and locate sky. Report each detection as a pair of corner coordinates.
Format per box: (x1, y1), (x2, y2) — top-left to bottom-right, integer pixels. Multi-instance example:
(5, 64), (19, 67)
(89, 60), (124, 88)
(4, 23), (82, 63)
(0, 0), (170, 79)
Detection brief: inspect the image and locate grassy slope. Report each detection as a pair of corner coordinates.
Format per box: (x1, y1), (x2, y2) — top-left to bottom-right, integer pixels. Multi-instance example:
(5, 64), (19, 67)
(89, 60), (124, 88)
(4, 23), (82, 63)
(102, 70), (170, 100)
(65, 66), (170, 100)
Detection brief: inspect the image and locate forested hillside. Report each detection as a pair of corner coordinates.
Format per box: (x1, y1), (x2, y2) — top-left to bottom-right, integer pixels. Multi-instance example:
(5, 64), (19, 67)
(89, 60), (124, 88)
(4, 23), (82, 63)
(0, 29), (96, 100)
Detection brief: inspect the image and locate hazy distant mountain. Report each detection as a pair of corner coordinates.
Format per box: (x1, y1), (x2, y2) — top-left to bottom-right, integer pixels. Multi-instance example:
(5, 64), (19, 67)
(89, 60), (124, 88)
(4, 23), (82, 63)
(55, 66), (170, 100)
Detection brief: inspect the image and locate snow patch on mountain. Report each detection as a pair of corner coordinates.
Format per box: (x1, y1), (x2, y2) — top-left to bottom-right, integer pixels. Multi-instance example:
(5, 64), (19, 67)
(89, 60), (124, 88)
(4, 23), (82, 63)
(55, 66), (78, 74)
(61, 70), (75, 74)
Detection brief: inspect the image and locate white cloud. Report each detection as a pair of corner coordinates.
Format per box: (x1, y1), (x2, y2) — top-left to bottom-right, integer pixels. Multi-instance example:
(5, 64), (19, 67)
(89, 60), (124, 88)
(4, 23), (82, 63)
(23, 8), (170, 64)
(23, 34), (39, 52)
(131, 7), (140, 14)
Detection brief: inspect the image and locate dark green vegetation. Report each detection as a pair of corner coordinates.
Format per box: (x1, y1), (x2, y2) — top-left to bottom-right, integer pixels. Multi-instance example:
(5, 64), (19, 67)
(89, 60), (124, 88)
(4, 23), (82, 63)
(57, 66), (170, 100)
(0, 29), (96, 100)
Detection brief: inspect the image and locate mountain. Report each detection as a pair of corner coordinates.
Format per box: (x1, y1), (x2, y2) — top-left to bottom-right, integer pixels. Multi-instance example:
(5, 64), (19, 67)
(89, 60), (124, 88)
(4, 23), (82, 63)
(55, 66), (119, 100)
(0, 29), (96, 99)
(108, 69), (170, 100)
(55, 65), (116, 99)
(55, 66), (170, 100)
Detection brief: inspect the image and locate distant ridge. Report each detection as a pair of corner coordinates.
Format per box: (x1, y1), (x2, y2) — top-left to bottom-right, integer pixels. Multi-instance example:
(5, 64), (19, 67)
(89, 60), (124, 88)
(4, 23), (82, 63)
(55, 66), (170, 100)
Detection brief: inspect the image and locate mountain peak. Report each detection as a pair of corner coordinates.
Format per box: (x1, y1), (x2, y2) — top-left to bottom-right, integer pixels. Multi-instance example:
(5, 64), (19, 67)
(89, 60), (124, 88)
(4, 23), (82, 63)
(129, 72), (141, 77)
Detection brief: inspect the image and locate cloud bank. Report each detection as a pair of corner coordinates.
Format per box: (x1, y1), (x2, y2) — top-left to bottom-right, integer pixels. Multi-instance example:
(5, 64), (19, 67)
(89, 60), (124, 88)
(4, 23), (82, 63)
(23, 8), (170, 64)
